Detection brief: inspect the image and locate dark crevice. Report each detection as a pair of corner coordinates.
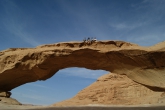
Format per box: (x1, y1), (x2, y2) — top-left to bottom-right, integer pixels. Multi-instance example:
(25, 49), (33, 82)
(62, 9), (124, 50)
(133, 80), (165, 92)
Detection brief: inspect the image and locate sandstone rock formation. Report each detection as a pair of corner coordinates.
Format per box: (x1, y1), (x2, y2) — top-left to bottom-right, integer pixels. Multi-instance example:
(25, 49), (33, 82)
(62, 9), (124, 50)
(0, 91), (21, 105)
(0, 97), (21, 105)
(0, 91), (11, 98)
(0, 40), (165, 92)
(53, 73), (165, 106)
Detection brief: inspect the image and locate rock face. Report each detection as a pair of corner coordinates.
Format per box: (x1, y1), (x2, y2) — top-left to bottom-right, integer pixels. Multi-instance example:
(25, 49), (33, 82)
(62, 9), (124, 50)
(0, 91), (11, 98)
(0, 91), (21, 105)
(0, 97), (21, 105)
(0, 40), (165, 92)
(53, 73), (165, 106)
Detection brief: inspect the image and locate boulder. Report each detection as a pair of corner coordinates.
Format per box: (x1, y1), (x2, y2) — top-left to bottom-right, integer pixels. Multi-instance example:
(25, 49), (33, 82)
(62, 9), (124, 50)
(0, 91), (11, 98)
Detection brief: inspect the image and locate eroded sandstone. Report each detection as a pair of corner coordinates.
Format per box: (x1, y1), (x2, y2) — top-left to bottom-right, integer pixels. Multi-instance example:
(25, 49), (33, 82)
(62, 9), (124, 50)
(53, 73), (165, 106)
(0, 91), (11, 98)
(0, 91), (21, 105)
(0, 40), (165, 91)
(0, 97), (21, 105)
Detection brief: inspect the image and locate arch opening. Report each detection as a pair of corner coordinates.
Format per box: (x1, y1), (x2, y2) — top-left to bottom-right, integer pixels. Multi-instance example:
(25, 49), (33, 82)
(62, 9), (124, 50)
(11, 67), (109, 105)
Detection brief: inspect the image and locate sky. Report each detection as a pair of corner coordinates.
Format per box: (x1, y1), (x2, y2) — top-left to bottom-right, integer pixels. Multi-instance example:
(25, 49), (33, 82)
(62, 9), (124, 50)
(0, 0), (165, 105)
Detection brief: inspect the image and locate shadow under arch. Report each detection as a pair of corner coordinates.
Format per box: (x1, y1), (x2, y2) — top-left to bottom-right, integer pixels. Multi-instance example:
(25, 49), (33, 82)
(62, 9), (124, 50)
(11, 67), (109, 105)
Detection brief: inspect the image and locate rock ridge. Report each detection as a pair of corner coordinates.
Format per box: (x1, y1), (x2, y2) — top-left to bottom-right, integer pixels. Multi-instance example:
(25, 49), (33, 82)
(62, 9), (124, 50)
(0, 40), (165, 92)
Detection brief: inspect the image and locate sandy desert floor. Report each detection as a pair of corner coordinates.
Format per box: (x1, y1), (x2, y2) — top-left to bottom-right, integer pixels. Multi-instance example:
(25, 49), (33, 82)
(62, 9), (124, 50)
(1, 104), (165, 110)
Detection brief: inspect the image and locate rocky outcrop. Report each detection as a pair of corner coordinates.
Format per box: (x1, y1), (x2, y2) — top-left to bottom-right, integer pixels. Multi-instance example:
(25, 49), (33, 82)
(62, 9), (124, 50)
(53, 73), (165, 106)
(0, 91), (11, 98)
(0, 91), (21, 105)
(0, 97), (21, 105)
(0, 40), (165, 92)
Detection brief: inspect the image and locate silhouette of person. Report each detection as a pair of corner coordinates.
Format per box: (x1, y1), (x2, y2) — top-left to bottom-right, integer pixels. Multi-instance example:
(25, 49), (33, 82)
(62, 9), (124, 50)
(87, 37), (90, 41)
(93, 37), (97, 42)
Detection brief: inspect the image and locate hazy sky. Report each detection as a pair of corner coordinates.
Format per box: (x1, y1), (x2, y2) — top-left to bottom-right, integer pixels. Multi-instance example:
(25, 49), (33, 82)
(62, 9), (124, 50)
(0, 0), (165, 105)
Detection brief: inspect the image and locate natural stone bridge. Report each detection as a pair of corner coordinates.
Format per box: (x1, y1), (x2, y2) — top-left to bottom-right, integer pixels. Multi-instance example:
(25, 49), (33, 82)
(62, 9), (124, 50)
(0, 40), (165, 92)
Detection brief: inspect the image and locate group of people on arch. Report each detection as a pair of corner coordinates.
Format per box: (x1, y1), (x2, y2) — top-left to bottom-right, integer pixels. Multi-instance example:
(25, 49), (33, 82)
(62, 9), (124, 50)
(83, 37), (97, 44)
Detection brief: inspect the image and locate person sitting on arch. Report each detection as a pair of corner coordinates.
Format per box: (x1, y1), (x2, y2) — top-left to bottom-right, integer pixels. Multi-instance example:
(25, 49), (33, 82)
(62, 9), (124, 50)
(87, 37), (90, 41)
(83, 38), (87, 43)
(93, 37), (97, 42)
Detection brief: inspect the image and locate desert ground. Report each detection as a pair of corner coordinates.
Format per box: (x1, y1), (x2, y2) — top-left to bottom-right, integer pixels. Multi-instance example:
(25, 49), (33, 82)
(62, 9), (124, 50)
(1, 104), (165, 110)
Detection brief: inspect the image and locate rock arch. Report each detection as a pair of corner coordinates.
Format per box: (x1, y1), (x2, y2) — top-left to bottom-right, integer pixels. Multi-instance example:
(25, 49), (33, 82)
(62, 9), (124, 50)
(0, 40), (165, 91)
